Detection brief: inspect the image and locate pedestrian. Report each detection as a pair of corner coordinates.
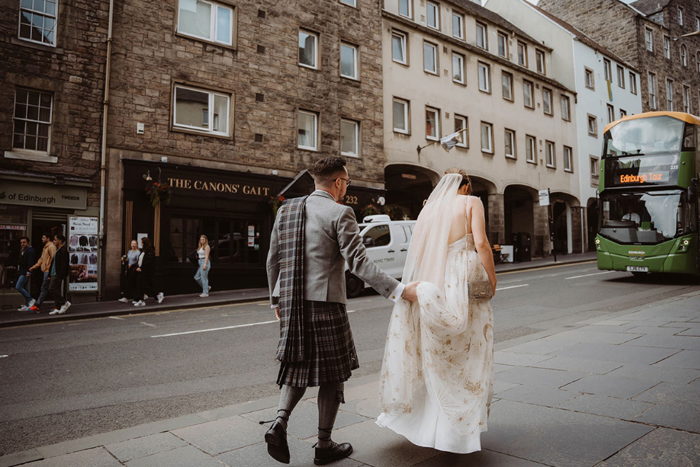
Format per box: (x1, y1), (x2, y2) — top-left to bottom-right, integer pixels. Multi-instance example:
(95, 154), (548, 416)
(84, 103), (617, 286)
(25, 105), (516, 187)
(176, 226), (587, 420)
(133, 237), (164, 307)
(194, 234), (211, 297)
(28, 233), (57, 313)
(48, 234), (71, 315)
(15, 237), (36, 312)
(118, 239), (140, 303)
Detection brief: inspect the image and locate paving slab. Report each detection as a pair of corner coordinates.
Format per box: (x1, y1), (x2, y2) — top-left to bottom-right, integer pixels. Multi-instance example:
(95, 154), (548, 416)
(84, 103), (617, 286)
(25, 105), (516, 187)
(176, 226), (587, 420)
(677, 327), (700, 337)
(170, 415), (266, 456)
(529, 356), (624, 375)
(482, 400), (653, 467)
(125, 445), (221, 467)
(24, 447), (122, 467)
(632, 403), (700, 433)
(555, 394), (654, 421)
(597, 427), (700, 467)
(577, 323), (638, 333)
(216, 437), (363, 467)
(632, 381), (700, 407)
(607, 362), (700, 385)
(494, 352), (553, 367)
(623, 334), (700, 350)
(494, 364), (512, 374)
(493, 380), (520, 395)
(414, 449), (546, 466)
(553, 343), (679, 364)
(652, 349), (700, 370)
(542, 330), (642, 345)
(623, 325), (689, 335)
(105, 433), (187, 463)
(500, 339), (577, 356)
(496, 366), (586, 389)
(0, 450), (42, 467)
(560, 374), (660, 399)
(496, 385), (577, 408)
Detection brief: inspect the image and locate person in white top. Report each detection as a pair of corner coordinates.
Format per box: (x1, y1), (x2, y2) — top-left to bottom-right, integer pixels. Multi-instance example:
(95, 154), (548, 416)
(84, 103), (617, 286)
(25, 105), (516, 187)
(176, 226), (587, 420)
(622, 206), (641, 225)
(194, 235), (211, 297)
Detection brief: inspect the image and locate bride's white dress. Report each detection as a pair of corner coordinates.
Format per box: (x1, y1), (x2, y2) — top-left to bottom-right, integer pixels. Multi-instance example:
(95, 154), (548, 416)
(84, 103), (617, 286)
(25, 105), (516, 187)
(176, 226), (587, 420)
(377, 233), (494, 454)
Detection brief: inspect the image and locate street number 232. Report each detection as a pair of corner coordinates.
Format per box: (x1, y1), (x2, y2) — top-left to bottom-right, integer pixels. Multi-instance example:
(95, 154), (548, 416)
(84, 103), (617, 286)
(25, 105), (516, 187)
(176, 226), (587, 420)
(344, 195), (358, 205)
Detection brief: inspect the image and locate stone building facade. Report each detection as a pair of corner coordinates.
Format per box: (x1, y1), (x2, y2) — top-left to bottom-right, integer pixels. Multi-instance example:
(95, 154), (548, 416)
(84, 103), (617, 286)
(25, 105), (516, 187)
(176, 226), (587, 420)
(103, 0), (387, 298)
(382, 0), (581, 257)
(0, 0), (108, 303)
(538, 0), (700, 114)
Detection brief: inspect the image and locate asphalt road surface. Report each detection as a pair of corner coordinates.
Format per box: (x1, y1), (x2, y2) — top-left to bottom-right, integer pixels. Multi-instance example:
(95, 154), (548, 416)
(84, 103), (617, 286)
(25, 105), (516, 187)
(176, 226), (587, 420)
(0, 261), (698, 456)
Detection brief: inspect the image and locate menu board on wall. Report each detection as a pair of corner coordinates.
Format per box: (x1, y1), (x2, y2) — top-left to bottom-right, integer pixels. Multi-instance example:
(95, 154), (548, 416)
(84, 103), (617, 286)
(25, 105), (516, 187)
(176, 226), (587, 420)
(68, 217), (99, 292)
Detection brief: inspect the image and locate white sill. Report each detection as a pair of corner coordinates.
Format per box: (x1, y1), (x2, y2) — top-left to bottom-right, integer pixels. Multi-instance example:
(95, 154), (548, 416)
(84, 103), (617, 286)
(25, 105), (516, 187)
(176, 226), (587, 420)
(341, 152), (359, 158)
(297, 145), (318, 151)
(299, 63), (319, 70)
(505, 155), (516, 160)
(4, 151), (57, 163)
(546, 164), (556, 169)
(526, 159), (537, 165)
(393, 129), (409, 135)
(426, 136), (439, 141)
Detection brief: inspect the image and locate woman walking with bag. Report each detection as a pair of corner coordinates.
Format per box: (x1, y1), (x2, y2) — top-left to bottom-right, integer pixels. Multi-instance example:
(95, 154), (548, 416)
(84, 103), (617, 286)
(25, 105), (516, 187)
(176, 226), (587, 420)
(118, 239), (140, 303)
(133, 237), (164, 307)
(194, 235), (211, 297)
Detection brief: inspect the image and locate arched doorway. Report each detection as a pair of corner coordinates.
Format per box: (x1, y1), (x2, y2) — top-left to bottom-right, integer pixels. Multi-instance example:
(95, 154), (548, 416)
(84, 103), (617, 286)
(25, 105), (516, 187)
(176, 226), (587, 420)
(504, 185), (538, 260)
(550, 192), (581, 255)
(384, 164), (440, 219)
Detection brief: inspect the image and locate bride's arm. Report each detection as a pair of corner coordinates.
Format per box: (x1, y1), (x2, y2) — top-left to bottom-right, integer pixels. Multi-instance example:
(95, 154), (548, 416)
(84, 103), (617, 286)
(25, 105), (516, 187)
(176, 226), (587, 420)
(469, 197), (497, 294)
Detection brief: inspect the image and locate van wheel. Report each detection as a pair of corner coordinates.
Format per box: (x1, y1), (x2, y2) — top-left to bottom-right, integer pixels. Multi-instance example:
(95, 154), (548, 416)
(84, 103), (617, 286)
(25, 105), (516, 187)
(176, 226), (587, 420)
(346, 273), (363, 298)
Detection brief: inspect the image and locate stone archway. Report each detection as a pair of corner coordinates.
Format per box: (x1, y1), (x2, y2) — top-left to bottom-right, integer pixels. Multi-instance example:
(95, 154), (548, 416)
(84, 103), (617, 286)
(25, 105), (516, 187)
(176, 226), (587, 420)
(550, 192), (582, 255)
(504, 184), (539, 260)
(384, 164), (441, 219)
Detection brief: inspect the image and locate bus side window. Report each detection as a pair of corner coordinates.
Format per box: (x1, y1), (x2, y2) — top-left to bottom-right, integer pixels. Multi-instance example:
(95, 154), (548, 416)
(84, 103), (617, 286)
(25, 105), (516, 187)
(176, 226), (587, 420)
(683, 124), (696, 150)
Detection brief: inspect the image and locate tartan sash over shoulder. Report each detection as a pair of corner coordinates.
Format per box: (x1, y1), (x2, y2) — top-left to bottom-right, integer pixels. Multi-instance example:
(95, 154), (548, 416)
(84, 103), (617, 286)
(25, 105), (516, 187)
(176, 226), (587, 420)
(275, 196), (309, 363)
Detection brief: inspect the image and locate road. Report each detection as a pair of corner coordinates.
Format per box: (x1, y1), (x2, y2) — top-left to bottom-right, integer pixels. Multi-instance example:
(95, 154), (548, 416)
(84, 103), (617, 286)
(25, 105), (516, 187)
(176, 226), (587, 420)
(0, 261), (697, 456)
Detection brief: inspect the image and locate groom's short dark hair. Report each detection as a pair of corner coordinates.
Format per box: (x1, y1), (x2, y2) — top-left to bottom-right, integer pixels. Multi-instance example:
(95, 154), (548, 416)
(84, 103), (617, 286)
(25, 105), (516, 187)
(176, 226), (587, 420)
(310, 157), (346, 184)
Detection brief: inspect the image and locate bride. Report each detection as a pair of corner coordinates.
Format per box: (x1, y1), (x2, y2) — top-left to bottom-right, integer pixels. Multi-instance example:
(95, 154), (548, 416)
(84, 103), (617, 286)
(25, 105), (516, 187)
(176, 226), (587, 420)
(377, 168), (497, 454)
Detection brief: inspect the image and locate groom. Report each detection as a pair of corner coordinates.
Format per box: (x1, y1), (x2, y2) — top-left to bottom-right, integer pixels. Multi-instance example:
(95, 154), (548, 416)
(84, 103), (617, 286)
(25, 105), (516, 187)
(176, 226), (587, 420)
(265, 157), (418, 464)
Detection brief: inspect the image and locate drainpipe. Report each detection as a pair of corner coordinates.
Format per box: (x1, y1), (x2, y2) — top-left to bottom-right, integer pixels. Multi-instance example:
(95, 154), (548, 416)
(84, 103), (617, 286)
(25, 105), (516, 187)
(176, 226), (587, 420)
(98, 0), (114, 301)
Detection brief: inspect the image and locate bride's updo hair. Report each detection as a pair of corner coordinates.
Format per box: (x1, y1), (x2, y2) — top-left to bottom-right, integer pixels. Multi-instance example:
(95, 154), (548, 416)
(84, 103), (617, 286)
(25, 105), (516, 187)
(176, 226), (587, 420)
(444, 167), (472, 195)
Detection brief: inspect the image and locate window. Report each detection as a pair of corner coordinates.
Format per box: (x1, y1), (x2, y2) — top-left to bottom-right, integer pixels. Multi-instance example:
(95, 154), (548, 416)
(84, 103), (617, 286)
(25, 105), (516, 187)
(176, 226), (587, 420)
(13, 89), (52, 152)
(616, 65), (625, 88)
(452, 13), (464, 39)
(683, 85), (691, 113)
(645, 28), (653, 51)
(502, 71), (513, 101)
(498, 32), (508, 58)
(523, 80), (534, 108)
(696, 17), (699, 31)
(504, 129), (516, 158)
(452, 52), (465, 84)
(603, 58), (612, 81)
(648, 72), (657, 109)
(480, 122), (493, 153)
(399, 0), (412, 18)
(340, 42), (358, 79)
(543, 88), (553, 115)
(681, 45), (688, 66)
(363, 225), (391, 247)
(340, 119), (359, 157)
(478, 62), (490, 92)
(666, 79), (674, 111)
(630, 71), (637, 94)
(545, 141), (555, 168)
(536, 49), (545, 74)
(590, 157), (600, 186)
(297, 110), (318, 150)
(19, 0), (57, 45)
(620, 109), (627, 117)
(664, 36), (671, 59)
(585, 67), (594, 89)
(563, 146), (573, 172)
(427, 1), (439, 29)
(476, 22), (487, 49)
(391, 31), (407, 64)
(561, 95), (571, 121)
(517, 42), (527, 67)
(607, 104), (614, 124)
(340, 0), (356, 7)
(525, 135), (536, 163)
(392, 98), (409, 134)
(299, 29), (319, 68)
(425, 107), (440, 140)
(173, 85), (230, 136)
(170, 217), (264, 265)
(587, 114), (598, 136)
(454, 115), (468, 148)
(177, 0), (234, 46)
(679, 7), (684, 25)
(423, 42), (438, 74)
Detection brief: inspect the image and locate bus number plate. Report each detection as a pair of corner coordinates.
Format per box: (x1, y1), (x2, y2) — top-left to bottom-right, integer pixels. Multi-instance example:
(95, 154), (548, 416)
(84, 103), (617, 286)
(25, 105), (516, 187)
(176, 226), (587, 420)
(627, 266), (648, 273)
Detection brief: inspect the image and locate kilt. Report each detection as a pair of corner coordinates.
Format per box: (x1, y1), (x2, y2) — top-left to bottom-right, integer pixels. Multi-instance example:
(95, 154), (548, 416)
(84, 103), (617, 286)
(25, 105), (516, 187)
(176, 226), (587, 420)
(277, 300), (359, 387)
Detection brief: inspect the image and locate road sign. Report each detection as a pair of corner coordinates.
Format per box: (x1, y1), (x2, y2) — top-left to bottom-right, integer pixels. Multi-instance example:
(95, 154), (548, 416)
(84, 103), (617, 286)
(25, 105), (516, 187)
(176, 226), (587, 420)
(539, 189), (550, 206)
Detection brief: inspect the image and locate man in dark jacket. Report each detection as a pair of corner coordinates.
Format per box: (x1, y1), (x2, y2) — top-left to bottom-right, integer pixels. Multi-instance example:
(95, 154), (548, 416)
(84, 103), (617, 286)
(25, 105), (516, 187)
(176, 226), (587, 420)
(133, 237), (164, 306)
(48, 234), (71, 315)
(16, 237), (36, 311)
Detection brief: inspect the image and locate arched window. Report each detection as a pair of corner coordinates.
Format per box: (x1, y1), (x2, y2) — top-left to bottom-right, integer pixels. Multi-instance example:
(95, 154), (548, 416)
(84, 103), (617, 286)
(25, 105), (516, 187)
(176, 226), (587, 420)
(681, 45), (688, 66)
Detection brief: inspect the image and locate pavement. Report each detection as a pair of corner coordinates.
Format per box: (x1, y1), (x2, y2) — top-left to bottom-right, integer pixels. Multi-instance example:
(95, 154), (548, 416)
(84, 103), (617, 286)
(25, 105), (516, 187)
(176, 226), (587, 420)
(0, 252), (597, 328)
(1, 280), (698, 466)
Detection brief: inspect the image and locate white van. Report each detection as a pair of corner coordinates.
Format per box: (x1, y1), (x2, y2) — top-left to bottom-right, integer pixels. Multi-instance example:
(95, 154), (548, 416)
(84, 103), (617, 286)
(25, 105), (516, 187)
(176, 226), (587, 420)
(346, 215), (416, 297)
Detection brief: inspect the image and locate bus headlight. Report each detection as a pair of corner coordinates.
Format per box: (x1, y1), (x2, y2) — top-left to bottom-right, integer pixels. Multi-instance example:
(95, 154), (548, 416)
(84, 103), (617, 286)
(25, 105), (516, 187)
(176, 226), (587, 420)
(595, 238), (602, 250)
(678, 238), (690, 252)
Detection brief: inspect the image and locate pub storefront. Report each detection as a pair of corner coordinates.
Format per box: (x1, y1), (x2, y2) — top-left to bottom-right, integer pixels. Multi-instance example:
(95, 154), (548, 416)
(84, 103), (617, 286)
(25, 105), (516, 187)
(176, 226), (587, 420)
(121, 160), (384, 296)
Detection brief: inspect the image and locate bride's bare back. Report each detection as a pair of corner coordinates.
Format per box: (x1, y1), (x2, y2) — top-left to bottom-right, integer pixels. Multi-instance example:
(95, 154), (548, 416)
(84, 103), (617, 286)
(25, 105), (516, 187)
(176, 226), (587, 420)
(447, 196), (471, 244)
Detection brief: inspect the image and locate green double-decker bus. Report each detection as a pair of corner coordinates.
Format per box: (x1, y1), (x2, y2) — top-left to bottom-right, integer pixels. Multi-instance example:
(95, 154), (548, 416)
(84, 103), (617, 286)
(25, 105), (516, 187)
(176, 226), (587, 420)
(596, 112), (700, 275)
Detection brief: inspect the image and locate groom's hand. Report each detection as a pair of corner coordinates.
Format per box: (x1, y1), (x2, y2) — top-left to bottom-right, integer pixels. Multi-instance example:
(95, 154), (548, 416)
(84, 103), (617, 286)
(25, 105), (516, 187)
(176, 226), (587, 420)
(402, 281), (420, 302)
(274, 306), (280, 320)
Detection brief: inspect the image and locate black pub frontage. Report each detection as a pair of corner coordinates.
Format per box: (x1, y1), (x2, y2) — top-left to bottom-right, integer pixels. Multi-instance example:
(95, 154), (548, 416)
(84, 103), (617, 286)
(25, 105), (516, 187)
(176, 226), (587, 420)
(120, 160), (384, 297)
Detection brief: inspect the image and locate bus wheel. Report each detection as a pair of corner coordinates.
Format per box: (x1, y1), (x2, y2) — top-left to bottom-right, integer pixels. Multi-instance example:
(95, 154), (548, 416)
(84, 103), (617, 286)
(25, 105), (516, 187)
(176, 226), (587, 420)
(346, 273), (363, 298)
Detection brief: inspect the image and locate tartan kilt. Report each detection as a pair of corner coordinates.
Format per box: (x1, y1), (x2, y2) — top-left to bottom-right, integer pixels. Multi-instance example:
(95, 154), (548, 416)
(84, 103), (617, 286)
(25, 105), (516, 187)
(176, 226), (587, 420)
(277, 300), (359, 387)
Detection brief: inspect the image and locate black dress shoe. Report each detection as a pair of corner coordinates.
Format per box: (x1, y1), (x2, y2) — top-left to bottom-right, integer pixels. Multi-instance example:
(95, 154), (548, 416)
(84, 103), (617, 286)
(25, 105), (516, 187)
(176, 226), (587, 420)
(264, 421), (290, 464)
(314, 441), (353, 465)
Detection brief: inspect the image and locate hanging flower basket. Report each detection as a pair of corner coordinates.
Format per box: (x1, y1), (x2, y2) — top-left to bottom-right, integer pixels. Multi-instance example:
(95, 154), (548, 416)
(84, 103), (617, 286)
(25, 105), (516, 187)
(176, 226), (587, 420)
(361, 204), (380, 218)
(145, 182), (172, 207)
(269, 194), (285, 218)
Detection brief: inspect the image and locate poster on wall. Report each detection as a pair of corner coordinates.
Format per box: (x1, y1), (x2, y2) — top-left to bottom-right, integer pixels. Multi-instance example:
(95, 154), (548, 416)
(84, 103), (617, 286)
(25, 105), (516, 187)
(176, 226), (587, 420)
(68, 217), (99, 292)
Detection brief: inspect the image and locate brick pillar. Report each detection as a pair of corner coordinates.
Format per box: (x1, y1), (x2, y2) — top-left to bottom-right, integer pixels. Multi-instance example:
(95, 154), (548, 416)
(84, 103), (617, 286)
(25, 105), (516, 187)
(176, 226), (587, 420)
(487, 193), (505, 245)
(533, 203), (550, 257)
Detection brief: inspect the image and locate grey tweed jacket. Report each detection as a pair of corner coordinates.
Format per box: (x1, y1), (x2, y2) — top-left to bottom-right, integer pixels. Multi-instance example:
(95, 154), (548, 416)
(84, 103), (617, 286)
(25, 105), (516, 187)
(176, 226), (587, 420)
(267, 190), (399, 304)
